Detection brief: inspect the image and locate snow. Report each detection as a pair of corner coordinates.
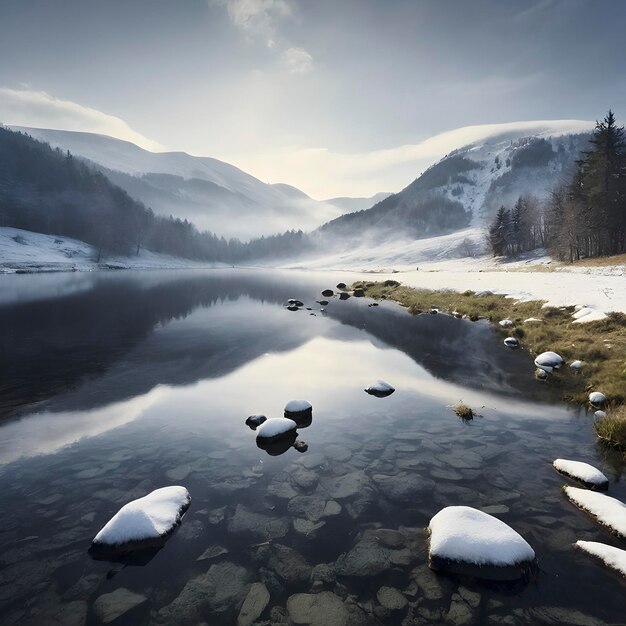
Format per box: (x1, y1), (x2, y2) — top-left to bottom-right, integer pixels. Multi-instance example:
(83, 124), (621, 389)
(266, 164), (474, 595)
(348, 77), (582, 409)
(553, 459), (609, 489)
(284, 400), (312, 414)
(499, 319), (514, 328)
(534, 352), (564, 373)
(575, 541), (626, 577)
(572, 307), (608, 324)
(503, 337), (519, 348)
(564, 487), (626, 538)
(524, 317), (542, 323)
(365, 381), (395, 394)
(92, 486), (191, 546)
(0, 227), (219, 273)
(589, 392), (607, 407)
(570, 360), (583, 370)
(428, 506), (535, 566)
(256, 417), (297, 439)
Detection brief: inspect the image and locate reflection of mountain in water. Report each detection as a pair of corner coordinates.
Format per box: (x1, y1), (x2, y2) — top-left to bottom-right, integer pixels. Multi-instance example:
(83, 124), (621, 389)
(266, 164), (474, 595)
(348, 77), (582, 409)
(0, 270), (556, 420)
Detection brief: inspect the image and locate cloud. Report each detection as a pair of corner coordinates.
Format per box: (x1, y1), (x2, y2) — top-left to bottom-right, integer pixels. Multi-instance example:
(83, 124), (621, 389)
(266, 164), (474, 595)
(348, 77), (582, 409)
(282, 47), (313, 74)
(230, 119), (594, 199)
(0, 87), (163, 151)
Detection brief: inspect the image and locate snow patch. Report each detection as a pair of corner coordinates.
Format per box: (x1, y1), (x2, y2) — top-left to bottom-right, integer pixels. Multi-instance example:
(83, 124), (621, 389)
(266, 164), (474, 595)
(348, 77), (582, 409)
(553, 459), (608, 490)
(564, 487), (626, 538)
(575, 540), (626, 578)
(284, 400), (312, 414)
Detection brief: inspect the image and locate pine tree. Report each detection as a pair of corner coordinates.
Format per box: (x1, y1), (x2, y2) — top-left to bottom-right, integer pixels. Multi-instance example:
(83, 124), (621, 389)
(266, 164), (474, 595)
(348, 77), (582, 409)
(488, 206), (510, 256)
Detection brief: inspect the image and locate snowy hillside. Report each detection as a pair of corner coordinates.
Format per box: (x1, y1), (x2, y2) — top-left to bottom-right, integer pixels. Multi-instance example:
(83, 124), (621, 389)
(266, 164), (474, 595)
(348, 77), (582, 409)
(9, 127), (346, 240)
(324, 192), (392, 213)
(321, 120), (594, 240)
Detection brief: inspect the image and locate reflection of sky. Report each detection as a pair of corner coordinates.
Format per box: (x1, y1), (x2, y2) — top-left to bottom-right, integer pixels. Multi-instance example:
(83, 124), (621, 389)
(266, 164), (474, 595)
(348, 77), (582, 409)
(0, 329), (575, 466)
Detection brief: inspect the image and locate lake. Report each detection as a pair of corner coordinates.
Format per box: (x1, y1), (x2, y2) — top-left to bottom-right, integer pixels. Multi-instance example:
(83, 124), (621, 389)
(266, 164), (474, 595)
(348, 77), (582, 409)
(0, 269), (624, 625)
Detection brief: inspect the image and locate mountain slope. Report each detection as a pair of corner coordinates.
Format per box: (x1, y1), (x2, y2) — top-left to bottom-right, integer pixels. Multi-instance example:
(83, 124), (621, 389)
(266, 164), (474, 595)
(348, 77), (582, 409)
(324, 192), (392, 213)
(10, 127), (346, 239)
(319, 120), (594, 241)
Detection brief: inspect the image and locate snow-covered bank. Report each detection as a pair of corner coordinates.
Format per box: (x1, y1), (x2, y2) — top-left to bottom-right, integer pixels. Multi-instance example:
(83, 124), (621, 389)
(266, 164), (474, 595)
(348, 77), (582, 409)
(0, 227), (219, 273)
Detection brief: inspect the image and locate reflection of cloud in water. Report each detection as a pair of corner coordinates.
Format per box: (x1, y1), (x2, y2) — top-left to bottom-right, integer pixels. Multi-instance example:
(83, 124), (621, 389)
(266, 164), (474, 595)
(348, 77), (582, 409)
(0, 388), (163, 465)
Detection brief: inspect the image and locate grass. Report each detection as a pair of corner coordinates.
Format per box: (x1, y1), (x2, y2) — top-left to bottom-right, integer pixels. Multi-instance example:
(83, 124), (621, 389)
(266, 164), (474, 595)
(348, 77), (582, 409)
(594, 406), (626, 452)
(454, 403), (475, 420)
(351, 281), (626, 407)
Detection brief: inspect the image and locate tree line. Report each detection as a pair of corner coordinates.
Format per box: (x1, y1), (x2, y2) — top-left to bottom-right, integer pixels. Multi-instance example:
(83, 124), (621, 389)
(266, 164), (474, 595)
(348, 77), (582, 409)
(0, 127), (309, 263)
(488, 111), (626, 260)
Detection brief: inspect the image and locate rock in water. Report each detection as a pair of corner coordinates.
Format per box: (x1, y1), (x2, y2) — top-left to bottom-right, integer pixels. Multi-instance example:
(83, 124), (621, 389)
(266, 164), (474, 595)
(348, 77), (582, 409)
(377, 586), (408, 611)
(89, 487), (191, 558)
(553, 459), (609, 491)
(245, 414), (267, 430)
(256, 417), (298, 442)
(589, 391), (607, 408)
(321, 289), (334, 297)
(237, 582), (270, 626)
(364, 380), (395, 398)
(93, 588), (147, 623)
(503, 337), (519, 348)
(353, 288), (365, 297)
(336, 282), (347, 289)
(287, 592), (348, 626)
(499, 319), (514, 328)
(339, 292), (350, 300)
(534, 351), (564, 373)
(564, 487), (626, 539)
(284, 400), (313, 426)
(575, 540), (626, 578)
(427, 506), (535, 580)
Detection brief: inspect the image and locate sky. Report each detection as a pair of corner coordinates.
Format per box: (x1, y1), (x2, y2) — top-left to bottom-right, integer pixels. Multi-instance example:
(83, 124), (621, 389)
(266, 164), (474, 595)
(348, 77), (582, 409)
(1, 0), (625, 198)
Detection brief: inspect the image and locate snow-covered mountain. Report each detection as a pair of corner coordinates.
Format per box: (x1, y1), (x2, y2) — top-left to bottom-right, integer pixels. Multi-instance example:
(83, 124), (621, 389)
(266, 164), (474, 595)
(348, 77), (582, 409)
(320, 120), (594, 240)
(10, 127), (347, 240)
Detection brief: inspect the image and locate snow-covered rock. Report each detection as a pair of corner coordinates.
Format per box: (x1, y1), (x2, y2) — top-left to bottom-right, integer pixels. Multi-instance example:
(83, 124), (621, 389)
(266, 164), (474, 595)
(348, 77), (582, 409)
(575, 540), (626, 578)
(589, 391), (607, 408)
(503, 337), (519, 348)
(553, 459), (609, 491)
(245, 414), (267, 430)
(570, 360), (583, 371)
(594, 410), (607, 419)
(364, 381), (395, 398)
(499, 319), (514, 328)
(523, 317), (542, 324)
(572, 307), (608, 324)
(256, 417), (298, 441)
(284, 400), (313, 426)
(90, 486), (191, 555)
(564, 487), (626, 539)
(427, 506), (536, 580)
(535, 368), (548, 380)
(534, 351), (564, 373)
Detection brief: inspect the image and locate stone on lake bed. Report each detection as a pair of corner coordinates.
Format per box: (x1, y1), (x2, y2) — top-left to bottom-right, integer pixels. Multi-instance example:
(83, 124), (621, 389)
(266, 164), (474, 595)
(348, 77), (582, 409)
(503, 337), (519, 348)
(377, 586), (408, 611)
(364, 380), (395, 397)
(534, 351), (564, 373)
(245, 414), (267, 430)
(553, 459), (608, 490)
(564, 487), (626, 539)
(89, 486), (191, 557)
(237, 583), (270, 626)
(499, 319), (514, 328)
(196, 544), (229, 561)
(93, 588), (147, 623)
(589, 391), (607, 408)
(427, 506), (536, 580)
(575, 540), (626, 578)
(256, 417), (297, 441)
(287, 591), (348, 626)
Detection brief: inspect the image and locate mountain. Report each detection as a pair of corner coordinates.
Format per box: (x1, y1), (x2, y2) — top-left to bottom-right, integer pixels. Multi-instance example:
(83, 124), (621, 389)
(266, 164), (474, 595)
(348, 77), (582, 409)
(324, 192), (392, 213)
(10, 127), (346, 240)
(319, 120), (594, 241)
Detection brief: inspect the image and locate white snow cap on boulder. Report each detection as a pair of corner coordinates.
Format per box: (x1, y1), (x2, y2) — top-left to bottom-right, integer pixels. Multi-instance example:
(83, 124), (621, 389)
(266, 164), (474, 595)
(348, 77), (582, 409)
(428, 506), (535, 580)
(503, 337), (519, 348)
(284, 400), (312, 414)
(365, 380), (395, 397)
(553, 459), (609, 490)
(564, 487), (626, 539)
(534, 351), (564, 373)
(589, 391), (607, 407)
(594, 410), (607, 419)
(570, 360), (583, 370)
(499, 319), (514, 328)
(256, 417), (297, 440)
(92, 486), (191, 547)
(575, 541), (626, 577)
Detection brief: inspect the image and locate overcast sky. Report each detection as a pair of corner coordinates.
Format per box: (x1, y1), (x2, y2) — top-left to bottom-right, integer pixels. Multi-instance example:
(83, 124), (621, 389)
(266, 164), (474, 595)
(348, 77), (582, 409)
(1, 0), (625, 198)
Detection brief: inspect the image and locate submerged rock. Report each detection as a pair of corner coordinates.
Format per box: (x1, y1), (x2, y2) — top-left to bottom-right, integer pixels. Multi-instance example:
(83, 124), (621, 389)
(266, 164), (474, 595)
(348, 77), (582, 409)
(89, 487), (191, 559)
(287, 592), (348, 626)
(534, 351), (564, 373)
(377, 586), (407, 611)
(364, 380), (395, 398)
(260, 543), (312, 584)
(93, 588), (147, 624)
(196, 544), (229, 561)
(428, 506), (536, 581)
(237, 583), (270, 626)
(228, 504), (289, 539)
(503, 337), (519, 348)
(553, 459), (609, 491)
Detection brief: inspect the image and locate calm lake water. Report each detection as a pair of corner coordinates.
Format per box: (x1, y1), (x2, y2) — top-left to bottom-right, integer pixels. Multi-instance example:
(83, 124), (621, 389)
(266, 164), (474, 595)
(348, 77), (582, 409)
(0, 269), (624, 625)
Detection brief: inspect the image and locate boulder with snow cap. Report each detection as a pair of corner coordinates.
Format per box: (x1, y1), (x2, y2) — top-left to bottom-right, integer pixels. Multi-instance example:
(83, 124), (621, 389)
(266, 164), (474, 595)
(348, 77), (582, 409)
(534, 351), (564, 373)
(427, 506), (536, 581)
(256, 417), (298, 442)
(594, 410), (607, 419)
(364, 381), (395, 398)
(553, 458), (608, 491)
(570, 360), (583, 371)
(245, 414), (267, 430)
(499, 319), (514, 328)
(284, 400), (313, 426)
(564, 487), (626, 539)
(89, 486), (191, 559)
(503, 337), (519, 348)
(589, 391), (607, 408)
